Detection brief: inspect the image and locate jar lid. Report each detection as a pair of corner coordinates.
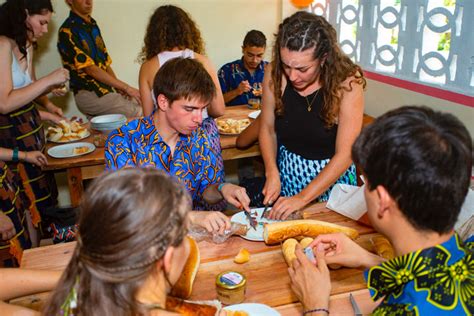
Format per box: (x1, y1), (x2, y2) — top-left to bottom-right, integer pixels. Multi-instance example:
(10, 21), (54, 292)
(216, 271), (247, 290)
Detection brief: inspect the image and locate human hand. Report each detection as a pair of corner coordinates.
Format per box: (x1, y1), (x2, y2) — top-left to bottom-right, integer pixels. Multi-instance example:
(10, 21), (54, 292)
(0, 213), (16, 241)
(267, 194), (308, 220)
(51, 83), (69, 97)
(191, 211), (231, 235)
(47, 68), (69, 87)
(45, 102), (64, 117)
(262, 173), (280, 206)
(288, 245), (331, 312)
(220, 183), (250, 212)
(237, 80), (252, 95)
(309, 233), (381, 269)
(22, 151), (48, 167)
(124, 85), (142, 105)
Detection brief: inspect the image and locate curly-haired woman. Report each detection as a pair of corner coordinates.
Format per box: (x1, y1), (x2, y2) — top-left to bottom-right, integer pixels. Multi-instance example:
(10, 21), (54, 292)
(260, 11), (366, 219)
(138, 5), (226, 210)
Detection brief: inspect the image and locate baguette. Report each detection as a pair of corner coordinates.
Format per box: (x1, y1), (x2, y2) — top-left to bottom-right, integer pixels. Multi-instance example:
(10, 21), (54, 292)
(170, 236), (200, 299)
(263, 219), (359, 244)
(371, 236), (394, 260)
(165, 296), (221, 316)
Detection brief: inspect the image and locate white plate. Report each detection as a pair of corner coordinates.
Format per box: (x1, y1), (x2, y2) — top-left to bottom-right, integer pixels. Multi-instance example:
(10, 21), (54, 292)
(230, 207), (278, 241)
(224, 303), (280, 316)
(48, 130), (90, 143)
(248, 110), (261, 119)
(47, 142), (95, 159)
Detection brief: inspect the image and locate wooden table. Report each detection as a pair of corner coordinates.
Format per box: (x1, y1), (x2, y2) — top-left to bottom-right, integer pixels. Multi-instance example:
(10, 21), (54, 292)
(18, 204), (381, 314)
(44, 105), (260, 207)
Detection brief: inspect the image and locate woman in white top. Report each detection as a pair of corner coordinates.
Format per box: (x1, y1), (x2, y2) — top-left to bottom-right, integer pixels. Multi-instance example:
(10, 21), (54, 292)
(0, 0), (70, 246)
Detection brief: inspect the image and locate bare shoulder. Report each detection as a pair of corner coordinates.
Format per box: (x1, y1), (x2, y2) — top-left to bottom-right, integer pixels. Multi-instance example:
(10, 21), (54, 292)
(139, 58), (159, 78)
(341, 74), (365, 92)
(194, 53), (210, 65)
(0, 36), (13, 50)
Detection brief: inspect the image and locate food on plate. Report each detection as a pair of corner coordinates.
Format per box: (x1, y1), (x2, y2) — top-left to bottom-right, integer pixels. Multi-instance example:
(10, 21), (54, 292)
(226, 310), (249, 316)
(263, 219), (359, 244)
(216, 118), (250, 134)
(371, 236), (394, 260)
(73, 146), (90, 155)
(166, 297), (222, 315)
(170, 237), (200, 299)
(47, 119), (88, 142)
(233, 248), (250, 264)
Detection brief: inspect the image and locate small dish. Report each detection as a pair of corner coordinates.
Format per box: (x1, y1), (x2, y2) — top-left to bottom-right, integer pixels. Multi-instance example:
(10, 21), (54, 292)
(224, 303), (280, 315)
(248, 110), (261, 120)
(47, 142), (96, 159)
(230, 207), (278, 241)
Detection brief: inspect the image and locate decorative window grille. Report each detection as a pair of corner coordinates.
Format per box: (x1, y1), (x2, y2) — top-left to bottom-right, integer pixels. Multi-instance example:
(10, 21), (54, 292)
(309, 0), (474, 97)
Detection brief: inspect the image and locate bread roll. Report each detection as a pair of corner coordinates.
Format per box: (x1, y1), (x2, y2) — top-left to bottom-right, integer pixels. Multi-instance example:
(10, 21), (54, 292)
(299, 237), (314, 249)
(264, 219), (359, 244)
(371, 236), (394, 260)
(170, 236), (200, 299)
(234, 248), (250, 264)
(282, 238), (298, 266)
(165, 297), (221, 316)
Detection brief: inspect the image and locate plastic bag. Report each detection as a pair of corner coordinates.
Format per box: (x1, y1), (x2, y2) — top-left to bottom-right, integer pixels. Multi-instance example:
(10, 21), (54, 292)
(188, 222), (248, 244)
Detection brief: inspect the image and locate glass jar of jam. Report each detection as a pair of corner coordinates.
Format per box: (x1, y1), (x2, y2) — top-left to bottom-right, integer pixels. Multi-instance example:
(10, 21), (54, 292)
(215, 271), (247, 305)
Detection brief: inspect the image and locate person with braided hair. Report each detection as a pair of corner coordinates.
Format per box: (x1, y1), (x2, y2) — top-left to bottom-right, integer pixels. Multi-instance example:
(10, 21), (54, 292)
(42, 168), (198, 315)
(260, 11), (366, 219)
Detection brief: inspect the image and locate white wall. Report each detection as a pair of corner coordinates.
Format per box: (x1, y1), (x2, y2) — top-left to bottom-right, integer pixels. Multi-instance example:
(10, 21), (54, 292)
(35, 0), (282, 118)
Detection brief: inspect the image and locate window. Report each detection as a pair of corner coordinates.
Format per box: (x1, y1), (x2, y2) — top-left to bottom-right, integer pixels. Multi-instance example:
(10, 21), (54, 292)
(309, 0), (474, 100)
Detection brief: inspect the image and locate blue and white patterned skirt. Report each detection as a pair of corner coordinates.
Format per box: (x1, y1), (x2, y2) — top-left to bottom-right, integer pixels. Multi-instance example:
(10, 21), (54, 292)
(278, 144), (357, 202)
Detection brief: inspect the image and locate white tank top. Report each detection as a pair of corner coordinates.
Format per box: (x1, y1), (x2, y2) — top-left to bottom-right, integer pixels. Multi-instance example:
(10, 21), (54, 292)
(154, 49), (209, 119)
(11, 51), (32, 89)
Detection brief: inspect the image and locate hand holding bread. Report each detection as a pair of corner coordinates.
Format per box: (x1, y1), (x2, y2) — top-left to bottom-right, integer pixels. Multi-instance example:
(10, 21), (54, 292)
(308, 233), (384, 269)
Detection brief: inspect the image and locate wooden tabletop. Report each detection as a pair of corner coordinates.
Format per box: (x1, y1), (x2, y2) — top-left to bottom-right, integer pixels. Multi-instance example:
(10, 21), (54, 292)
(18, 203), (380, 314)
(44, 105), (259, 171)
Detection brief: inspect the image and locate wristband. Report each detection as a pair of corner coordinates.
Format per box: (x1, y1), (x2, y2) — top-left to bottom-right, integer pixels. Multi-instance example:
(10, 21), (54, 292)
(217, 183), (226, 192)
(12, 147), (19, 162)
(302, 308), (329, 315)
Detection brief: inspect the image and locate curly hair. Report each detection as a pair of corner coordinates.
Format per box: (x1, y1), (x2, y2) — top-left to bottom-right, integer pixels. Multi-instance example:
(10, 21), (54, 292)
(138, 5), (205, 63)
(272, 11), (366, 127)
(0, 0), (53, 60)
(44, 168), (190, 316)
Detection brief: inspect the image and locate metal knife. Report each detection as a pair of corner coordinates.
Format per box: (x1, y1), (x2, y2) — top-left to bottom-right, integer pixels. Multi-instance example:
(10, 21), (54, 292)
(244, 211), (257, 230)
(350, 293), (362, 316)
(261, 204), (270, 219)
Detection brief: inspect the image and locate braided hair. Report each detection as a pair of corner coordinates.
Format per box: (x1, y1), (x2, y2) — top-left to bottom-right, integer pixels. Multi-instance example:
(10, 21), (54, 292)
(272, 11), (366, 127)
(44, 168), (190, 316)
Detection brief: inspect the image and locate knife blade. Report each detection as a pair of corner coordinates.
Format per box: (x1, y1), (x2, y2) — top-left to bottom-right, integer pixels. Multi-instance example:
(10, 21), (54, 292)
(350, 293), (362, 316)
(261, 204), (270, 219)
(244, 211), (257, 230)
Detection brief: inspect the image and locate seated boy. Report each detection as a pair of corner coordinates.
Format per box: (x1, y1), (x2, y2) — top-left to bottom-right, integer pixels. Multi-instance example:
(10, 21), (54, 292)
(288, 106), (473, 315)
(105, 58), (251, 233)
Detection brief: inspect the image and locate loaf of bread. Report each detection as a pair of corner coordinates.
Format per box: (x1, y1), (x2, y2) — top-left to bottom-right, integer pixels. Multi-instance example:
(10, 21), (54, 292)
(166, 297), (221, 316)
(170, 236), (200, 299)
(282, 238), (298, 266)
(263, 219), (359, 244)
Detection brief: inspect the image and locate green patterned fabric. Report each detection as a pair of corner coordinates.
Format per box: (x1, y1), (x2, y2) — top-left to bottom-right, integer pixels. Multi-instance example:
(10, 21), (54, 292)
(365, 233), (473, 315)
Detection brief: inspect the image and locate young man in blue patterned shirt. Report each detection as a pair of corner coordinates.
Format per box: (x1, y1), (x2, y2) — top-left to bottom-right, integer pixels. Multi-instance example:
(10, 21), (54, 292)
(105, 58), (251, 234)
(218, 30), (268, 106)
(288, 106), (473, 315)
